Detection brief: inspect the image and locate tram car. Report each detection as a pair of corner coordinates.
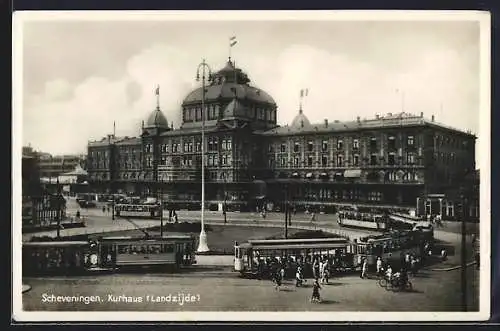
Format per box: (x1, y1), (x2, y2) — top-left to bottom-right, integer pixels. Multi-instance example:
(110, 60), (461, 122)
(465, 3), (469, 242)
(22, 241), (100, 276)
(114, 203), (162, 218)
(337, 206), (388, 231)
(234, 237), (358, 279)
(96, 234), (197, 270)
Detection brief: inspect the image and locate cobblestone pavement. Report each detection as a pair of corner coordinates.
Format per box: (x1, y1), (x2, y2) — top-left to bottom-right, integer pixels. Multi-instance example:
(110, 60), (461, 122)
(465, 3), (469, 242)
(22, 263), (479, 312)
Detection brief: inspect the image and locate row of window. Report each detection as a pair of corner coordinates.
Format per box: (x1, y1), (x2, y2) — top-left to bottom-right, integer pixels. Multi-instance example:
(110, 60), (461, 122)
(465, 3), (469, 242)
(272, 153), (418, 168)
(144, 138), (233, 154)
(182, 104), (277, 123)
(272, 135), (416, 153)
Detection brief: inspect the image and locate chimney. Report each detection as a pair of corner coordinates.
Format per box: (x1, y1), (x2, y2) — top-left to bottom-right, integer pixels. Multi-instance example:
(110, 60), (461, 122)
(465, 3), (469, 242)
(324, 119), (328, 128)
(375, 114), (380, 120)
(431, 115), (435, 122)
(357, 116), (360, 123)
(387, 112), (392, 117)
(420, 112), (424, 118)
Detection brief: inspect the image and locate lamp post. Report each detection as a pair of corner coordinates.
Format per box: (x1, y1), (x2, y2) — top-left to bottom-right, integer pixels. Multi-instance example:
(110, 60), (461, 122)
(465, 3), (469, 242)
(460, 188), (468, 312)
(56, 175), (61, 238)
(196, 59), (212, 253)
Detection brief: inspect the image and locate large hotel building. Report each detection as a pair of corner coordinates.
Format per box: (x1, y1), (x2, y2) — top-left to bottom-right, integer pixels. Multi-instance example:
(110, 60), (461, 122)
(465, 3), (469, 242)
(86, 59), (479, 220)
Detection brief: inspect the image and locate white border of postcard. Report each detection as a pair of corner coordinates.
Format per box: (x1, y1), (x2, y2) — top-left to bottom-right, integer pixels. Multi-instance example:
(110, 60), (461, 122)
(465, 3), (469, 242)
(12, 10), (491, 322)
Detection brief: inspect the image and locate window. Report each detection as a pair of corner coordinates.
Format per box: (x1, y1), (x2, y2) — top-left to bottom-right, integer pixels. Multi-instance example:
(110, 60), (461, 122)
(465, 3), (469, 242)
(280, 158), (286, 167)
(353, 139), (359, 150)
(353, 154), (359, 166)
(226, 139), (232, 151)
(321, 156), (328, 167)
(280, 144), (286, 153)
(370, 154), (378, 166)
(322, 140), (328, 152)
(294, 142), (300, 153)
(407, 153), (415, 165)
(388, 153), (395, 166)
(160, 156), (167, 166)
(189, 143), (193, 152)
(308, 141), (314, 152)
(294, 157), (299, 167)
(183, 143), (188, 152)
(370, 138), (377, 149)
(196, 141), (201, 152)
(268, 145), (274, 153)
(337, 154), (344, 167)
(368, 191), (382, 202)
(388, 136), (396, 150)
(337, 140), (343, 150)
(407, 135), (415, 146)
(307, 156), (313, 167)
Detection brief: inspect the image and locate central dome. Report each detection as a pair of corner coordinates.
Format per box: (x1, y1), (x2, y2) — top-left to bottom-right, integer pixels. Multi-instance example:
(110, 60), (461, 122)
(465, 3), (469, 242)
(182, 59), (276, 106)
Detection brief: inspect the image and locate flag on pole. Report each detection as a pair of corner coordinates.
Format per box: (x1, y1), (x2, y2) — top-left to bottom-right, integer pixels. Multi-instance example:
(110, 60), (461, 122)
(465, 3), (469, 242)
(155, 85), (160, 95)
(300, 89), (304, 98)
(305, 88), (309, 96)
(230, 36), (237, 47)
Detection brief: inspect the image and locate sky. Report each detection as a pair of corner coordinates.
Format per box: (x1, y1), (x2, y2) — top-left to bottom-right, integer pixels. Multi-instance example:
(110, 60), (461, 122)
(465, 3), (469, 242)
(17, 13), (484, 157)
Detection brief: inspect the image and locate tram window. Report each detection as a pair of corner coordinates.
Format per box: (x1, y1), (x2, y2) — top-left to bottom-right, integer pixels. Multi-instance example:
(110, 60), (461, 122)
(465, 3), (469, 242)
(162, 244), (174, 253)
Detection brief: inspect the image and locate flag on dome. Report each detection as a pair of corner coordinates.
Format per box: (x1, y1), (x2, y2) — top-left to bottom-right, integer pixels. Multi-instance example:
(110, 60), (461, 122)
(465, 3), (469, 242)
(230, 36), (237, 47)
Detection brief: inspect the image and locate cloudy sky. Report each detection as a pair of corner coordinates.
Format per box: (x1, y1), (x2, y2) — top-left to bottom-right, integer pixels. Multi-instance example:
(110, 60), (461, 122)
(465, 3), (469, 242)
(17, 12), (484, 157)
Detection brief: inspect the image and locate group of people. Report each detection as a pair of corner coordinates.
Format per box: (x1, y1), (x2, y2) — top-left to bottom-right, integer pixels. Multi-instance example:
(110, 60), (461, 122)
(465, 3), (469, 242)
(270, 264), (324, 303)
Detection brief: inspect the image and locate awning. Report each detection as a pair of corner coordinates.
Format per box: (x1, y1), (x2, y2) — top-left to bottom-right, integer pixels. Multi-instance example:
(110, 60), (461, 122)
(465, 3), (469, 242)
(344, 169), (362, 178)
(319, 172), (328, 178)
(254, 195), (266, 200)
(291, 172), (299, 178)
(334, 172), (344, 177)
(305, 172), (313, 179)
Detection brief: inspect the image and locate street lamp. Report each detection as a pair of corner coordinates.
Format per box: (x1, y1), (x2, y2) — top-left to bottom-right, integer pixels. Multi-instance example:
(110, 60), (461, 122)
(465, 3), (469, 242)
(196, 59), (212, 253)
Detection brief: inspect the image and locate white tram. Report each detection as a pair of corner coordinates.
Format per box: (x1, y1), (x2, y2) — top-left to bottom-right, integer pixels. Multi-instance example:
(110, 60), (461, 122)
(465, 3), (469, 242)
(337, 208), (387, 231)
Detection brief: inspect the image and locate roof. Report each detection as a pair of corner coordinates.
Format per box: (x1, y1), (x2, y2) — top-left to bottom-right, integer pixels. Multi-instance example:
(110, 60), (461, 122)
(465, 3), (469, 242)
(145, 108), (169, 129)
(290, 109), (311, 129)
(259, 112), (476, 137)
(182, 60), (276, 106)
(183, 83), (275, 106)
(24, 241), (89, 246)
(63, 164), (87, 176)
(242, 242), (349, 250)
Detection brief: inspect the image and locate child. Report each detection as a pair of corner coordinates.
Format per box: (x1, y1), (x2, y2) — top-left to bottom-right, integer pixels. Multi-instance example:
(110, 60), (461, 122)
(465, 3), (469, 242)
(311, 278), (321, 303)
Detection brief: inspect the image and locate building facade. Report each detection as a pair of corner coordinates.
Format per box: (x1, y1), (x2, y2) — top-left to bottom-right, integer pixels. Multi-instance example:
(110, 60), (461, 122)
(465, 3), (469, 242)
(86, 59), (478, 220)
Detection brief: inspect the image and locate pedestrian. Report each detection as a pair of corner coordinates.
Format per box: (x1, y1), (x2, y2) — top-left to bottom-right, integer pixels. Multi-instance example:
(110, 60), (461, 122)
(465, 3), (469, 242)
(311, 278), (322, 303)
(376, 257), (383, 276)
(310, 212), (316, 223)
(441, 248), (447, 261)
(102, 206), (106, 214)
(312, 258), (319, 279)
(360, 259), (368, 279)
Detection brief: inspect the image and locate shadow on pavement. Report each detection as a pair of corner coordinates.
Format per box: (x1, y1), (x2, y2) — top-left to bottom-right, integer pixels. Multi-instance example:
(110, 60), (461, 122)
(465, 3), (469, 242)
(278, 287), (296, 292)
(317, 299), (338, 304)
(325, 282), (345, 287)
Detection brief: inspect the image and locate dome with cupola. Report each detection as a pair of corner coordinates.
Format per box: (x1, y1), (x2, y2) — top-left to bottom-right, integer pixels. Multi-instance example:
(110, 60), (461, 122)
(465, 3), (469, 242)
(145, 107), (169, 129)
(290, 109), (311, 129)
(182, 58), (276, 106)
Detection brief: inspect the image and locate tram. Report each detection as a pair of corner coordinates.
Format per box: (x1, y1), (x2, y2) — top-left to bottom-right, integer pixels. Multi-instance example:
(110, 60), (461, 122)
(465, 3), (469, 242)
(234, 238), (358, 279)
(97, 234), (197, 270)
(353, 229), (433, 269)
(337, 206), (388, 231)
(22, 241), (99, 276)
(114, 203), (162, 218)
